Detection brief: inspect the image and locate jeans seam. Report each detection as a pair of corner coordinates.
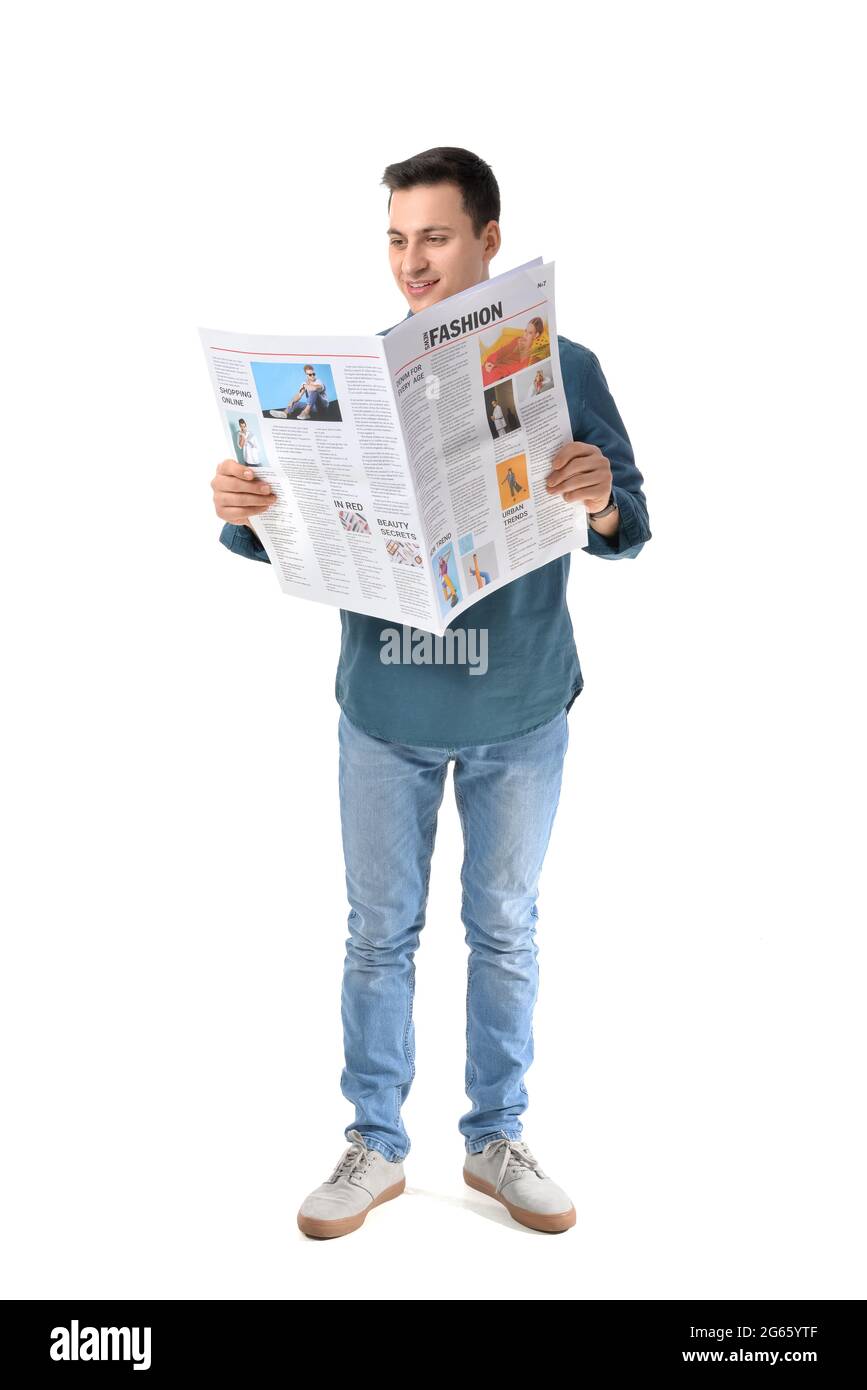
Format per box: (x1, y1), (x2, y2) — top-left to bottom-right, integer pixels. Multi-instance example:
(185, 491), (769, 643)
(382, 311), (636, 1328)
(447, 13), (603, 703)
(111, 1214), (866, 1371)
(453, 773), (478, 1098)
(421, 763), (448, 909)
(395, 761), (447, 1130)
(522, 904), (541, 1102)
(397, 963), (417, 1129)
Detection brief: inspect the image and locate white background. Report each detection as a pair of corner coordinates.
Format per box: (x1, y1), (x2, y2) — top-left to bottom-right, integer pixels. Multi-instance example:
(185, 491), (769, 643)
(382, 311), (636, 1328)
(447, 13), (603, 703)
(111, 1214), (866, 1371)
(2, 0), (864, 1300)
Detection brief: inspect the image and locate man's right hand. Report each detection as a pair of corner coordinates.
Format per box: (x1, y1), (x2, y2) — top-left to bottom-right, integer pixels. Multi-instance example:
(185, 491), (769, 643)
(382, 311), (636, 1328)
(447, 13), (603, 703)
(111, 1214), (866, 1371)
(211, 459), (278, 527)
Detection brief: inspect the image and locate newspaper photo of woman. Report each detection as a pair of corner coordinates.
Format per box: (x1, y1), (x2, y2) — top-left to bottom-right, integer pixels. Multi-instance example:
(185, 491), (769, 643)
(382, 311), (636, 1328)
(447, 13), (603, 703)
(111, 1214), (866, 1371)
(504, 466), (523, 498)
(481, 316), (548, 384)
(433, 541), (462, 614)
(495, 453), (530, 510)
(439, 555), (458, 605)
(528, 368), (553, 397)
(226, 413), (264, 469)
(237, 419), (260, 466)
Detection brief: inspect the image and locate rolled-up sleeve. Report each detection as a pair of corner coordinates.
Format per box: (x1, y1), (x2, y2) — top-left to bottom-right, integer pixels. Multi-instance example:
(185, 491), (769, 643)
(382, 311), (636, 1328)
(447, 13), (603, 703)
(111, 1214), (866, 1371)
(578, 349), (651, 560)
(219, 521), (271, 564)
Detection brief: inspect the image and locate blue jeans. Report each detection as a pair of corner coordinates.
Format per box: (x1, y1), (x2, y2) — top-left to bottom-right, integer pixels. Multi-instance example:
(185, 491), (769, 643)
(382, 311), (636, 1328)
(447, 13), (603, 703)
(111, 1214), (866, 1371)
(337, 706), (569, 1159)
(288, 392), (327, 419)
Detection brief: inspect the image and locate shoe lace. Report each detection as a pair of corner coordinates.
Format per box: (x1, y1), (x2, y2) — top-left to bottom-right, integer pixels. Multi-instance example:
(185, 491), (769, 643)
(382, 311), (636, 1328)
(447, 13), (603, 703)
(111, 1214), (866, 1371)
(328, 1129), (374, 1184)
(482, 1138), (547, 1193)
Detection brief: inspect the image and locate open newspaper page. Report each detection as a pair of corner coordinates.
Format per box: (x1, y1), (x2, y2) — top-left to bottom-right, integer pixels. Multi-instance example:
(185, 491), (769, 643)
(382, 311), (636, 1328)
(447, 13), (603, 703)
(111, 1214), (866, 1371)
(381, 259), (588, 629)
(199, 328), (441, 630)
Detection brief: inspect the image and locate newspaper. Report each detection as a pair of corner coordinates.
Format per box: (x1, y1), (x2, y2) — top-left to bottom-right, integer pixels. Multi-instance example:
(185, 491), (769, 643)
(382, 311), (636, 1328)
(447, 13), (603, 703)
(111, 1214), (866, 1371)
(200, 257), (587, 636)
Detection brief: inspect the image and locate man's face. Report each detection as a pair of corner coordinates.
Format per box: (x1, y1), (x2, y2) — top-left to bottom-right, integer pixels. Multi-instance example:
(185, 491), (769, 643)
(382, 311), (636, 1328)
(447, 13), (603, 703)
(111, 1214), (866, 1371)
(387, 182), (500, 313)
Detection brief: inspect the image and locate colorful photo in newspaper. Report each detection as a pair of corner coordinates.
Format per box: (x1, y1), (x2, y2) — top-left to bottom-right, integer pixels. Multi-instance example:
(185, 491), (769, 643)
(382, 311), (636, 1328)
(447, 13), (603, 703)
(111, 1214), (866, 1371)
(496, 453), (530, 510)
(459, 531), (498, 593)
(336, 505), (371, 534)
(519, 362), (555, 401)
(251, 360), (342, 423)
(386, 537), (423, 567)
(433, 539), (462, 617)
(479, 313), (551, 386)
(484, 379), (521, 440)
(226, 412), (265, 468)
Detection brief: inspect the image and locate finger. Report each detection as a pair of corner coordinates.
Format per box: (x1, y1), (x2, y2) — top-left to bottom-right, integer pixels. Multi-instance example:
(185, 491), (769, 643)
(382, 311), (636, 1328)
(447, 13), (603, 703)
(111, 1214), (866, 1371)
(219, 502), (274, 522)
(546, 467), (592, 492)
(215, 474), (274, 496)
(217, 495), (277, 516)
(549, 441), (595, 471)
(546, 451), (571, 472)
(212, 489), (273, 509)
(548, 463), (607, 493)
(216, 458), (257, 479)
(546, 462), (583, 487)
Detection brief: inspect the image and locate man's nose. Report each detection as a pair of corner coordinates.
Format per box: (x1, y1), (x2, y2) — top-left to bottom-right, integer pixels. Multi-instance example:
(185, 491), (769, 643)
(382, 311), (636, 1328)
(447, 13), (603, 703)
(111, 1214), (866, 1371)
(402, 248), (429, 275)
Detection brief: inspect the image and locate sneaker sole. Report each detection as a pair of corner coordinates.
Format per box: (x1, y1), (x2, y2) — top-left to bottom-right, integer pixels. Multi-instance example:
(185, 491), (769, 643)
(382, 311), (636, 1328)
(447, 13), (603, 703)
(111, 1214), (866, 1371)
(463, 1168), (576, 1233)
(297, 1177), (406, 1240)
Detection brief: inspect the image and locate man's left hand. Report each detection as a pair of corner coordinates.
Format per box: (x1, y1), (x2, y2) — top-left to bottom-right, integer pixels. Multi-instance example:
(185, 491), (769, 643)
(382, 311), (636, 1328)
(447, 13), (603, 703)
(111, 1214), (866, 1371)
(546, 441), (612, 511)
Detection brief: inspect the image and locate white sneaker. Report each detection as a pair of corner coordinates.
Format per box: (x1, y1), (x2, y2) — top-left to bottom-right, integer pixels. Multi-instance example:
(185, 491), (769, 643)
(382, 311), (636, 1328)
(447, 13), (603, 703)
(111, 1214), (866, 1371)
(463, 1137), (576, 1233)
(297, 1130), (406, 1239)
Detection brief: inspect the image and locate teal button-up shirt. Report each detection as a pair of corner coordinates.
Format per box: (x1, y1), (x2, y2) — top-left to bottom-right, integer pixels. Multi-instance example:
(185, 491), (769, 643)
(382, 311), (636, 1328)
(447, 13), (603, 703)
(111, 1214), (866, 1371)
(219, 309), (651, 747)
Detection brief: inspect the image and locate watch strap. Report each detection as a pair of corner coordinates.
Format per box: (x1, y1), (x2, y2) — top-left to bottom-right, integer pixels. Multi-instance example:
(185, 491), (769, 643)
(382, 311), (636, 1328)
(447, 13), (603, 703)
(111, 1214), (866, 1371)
(588, 489), (617, 520)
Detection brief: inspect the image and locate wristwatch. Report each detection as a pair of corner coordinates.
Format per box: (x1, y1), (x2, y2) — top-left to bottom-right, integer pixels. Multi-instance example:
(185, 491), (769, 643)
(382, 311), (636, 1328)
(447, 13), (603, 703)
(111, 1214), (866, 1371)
(588, 489), (617, 520)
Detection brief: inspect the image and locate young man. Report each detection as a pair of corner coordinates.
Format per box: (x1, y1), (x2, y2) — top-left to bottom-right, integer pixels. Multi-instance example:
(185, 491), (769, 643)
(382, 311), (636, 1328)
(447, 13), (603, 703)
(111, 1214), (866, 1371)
(210, 147), (651, 1239)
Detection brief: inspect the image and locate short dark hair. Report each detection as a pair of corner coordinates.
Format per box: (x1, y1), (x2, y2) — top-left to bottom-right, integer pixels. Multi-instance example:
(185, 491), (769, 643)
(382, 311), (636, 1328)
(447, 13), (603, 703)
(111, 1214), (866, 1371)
(381, 146), (500, 238)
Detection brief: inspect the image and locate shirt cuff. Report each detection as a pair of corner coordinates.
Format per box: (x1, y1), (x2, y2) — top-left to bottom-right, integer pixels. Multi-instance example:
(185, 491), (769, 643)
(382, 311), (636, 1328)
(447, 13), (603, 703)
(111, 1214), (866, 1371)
(582, 486), (645, 559)
(219, 521), (271, 563)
